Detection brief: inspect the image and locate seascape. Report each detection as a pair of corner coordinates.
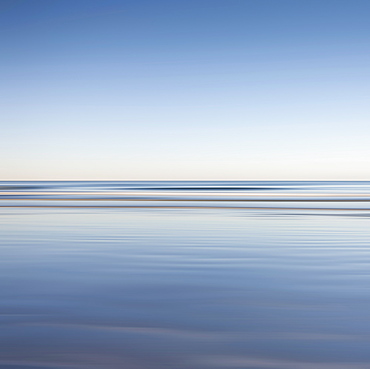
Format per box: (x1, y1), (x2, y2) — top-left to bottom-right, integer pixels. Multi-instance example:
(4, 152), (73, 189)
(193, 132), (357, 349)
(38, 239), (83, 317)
(1, 181), (370, 368)
(2, 1), (370, 367)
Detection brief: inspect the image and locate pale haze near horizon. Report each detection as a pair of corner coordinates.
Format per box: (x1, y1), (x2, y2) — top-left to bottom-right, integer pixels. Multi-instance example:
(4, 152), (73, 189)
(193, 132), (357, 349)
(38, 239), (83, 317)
(1, 0), (370, 180)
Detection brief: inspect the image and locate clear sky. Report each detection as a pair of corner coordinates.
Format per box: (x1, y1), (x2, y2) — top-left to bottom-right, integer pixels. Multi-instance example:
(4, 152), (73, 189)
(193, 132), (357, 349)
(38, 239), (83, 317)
(1, 0), (370, 180)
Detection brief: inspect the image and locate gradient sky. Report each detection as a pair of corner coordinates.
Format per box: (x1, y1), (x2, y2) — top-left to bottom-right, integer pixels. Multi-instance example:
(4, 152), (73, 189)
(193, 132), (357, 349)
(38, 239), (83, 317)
(1, 0), (370, 180)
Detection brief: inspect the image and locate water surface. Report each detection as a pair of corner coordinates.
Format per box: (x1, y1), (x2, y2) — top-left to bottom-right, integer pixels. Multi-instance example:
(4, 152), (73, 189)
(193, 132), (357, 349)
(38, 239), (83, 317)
(1, 181), (370, 368)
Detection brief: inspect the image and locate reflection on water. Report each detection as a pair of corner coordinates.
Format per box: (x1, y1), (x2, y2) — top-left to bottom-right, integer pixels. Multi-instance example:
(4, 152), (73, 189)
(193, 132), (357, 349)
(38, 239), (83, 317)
(1, 182), (370, 368)
(2, 180), (370, 209)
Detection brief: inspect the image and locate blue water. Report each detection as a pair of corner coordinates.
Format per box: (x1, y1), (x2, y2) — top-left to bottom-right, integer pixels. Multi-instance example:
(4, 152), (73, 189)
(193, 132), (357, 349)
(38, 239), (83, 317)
(1, 181), (370, 368)
(2, 180), (370, 209)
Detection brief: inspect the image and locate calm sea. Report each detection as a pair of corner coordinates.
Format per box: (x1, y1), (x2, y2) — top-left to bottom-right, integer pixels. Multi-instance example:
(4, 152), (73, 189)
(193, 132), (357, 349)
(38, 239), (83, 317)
(1, 181), (370, 368)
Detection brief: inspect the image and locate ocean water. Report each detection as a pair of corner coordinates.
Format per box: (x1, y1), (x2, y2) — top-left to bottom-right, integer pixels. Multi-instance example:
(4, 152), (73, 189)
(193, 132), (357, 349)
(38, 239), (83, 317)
(1, 181), (370, 368)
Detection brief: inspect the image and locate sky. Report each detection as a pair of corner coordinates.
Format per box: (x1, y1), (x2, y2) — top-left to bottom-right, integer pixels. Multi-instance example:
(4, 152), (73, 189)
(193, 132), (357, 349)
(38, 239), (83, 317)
(1, 0), (370, 180)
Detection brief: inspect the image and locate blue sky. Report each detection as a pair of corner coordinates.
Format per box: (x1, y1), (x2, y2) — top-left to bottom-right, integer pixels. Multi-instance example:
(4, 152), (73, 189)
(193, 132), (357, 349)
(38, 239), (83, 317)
(1, 0), (370, 180)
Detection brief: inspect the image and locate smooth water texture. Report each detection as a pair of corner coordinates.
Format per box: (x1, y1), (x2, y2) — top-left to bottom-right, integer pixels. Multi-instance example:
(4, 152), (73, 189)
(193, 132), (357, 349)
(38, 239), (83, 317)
(2, 180), (370, 209)
(1, 182), (370, 368)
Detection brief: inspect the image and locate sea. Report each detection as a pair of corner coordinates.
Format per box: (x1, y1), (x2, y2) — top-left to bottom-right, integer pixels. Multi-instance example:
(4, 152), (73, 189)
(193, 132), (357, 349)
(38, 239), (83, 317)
(1, 181), (370, 369)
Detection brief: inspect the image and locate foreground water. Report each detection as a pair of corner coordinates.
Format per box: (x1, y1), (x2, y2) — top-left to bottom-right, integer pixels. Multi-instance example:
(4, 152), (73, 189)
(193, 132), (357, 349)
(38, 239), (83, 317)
(1, 181), (370, 368)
